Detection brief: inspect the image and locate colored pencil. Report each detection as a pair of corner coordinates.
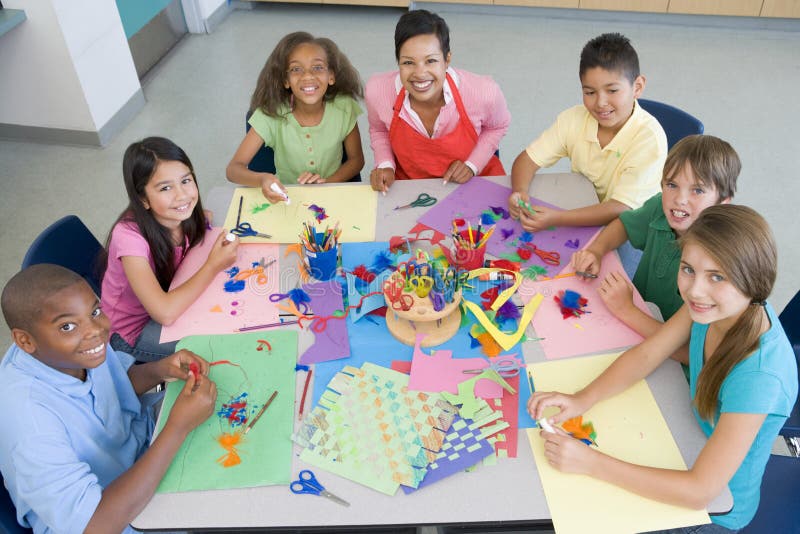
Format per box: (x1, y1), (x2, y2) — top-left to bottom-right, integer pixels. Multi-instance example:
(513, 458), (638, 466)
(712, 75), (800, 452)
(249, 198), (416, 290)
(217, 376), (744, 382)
(238, 320), (299, 332)
(244, 390), (278, 435)
(298, 368), (313, 420)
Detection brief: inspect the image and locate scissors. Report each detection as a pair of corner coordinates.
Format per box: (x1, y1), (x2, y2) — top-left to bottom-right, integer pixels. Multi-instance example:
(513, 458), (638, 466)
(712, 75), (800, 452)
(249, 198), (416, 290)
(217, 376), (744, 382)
(521, 243), (560, 266)
(463, 356), (522, 378)
(231, 222), (271, 239)
(384, 277), (413, 311)
(290, 470), (350, 507)
(393, 193), (437, 210)
(408, 275), (434, 298)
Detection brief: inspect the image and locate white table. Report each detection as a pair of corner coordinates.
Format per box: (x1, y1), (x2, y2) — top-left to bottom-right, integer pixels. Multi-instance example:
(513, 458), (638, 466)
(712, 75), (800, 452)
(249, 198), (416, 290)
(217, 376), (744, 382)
(133, 174), (731, 531)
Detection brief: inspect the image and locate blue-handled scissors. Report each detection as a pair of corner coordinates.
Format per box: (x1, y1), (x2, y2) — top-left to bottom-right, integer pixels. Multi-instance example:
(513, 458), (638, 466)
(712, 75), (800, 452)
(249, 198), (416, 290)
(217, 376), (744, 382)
(393, 193), (437, 210)
(290, 470), (350, 507)
(463, 356), (522, 378)
(231, 222), (271, 239)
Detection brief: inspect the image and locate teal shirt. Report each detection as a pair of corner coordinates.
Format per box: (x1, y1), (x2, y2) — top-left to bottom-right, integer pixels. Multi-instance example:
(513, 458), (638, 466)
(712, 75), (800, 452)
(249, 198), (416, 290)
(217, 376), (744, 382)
(689, 303), (798, 529)
(619, 193), (683, 320)
(248, 94), (362, 183)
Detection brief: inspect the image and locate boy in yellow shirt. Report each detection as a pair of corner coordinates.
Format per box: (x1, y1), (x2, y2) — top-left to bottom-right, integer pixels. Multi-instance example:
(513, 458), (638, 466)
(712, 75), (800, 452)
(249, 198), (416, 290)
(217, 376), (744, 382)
(509, 33), (667, 232)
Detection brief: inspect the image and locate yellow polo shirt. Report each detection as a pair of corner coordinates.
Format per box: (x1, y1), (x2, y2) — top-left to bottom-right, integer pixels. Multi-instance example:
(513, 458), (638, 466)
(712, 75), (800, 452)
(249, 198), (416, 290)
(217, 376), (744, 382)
(526, 101), (667, 208)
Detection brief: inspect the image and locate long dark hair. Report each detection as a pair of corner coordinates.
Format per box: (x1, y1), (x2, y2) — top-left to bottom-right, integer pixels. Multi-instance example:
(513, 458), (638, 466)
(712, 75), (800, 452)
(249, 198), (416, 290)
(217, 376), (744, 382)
(103, 137), (207, 290)
(250, 32), (363, 118)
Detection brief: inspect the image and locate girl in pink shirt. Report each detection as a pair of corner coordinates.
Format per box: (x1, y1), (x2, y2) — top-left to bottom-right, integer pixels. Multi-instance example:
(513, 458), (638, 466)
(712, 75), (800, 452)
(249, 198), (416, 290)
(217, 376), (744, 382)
(101, 137), (239, 361)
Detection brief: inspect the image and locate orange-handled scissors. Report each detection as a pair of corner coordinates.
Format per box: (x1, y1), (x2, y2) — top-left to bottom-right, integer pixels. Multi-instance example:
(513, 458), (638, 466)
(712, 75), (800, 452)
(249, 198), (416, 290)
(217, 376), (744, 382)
(521, 243), (561, 266)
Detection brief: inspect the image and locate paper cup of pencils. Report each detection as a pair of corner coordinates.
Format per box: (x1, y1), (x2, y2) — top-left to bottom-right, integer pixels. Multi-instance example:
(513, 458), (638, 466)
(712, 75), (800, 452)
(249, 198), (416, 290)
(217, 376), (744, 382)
(449, 229), (488, 271)
(301, 223), (340, 281)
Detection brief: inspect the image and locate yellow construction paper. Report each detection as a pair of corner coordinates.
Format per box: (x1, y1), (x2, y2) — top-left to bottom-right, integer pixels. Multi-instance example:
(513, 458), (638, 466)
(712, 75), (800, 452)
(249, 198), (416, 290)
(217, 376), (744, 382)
(223, 185), (377, 243)
(526, 353), (710, 533)
(462, 293), (543, 351)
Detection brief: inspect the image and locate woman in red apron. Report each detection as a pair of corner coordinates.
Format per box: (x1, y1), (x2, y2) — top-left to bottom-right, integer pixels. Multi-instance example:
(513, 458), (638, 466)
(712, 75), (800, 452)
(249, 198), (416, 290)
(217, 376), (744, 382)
(365, 10), (510, 193)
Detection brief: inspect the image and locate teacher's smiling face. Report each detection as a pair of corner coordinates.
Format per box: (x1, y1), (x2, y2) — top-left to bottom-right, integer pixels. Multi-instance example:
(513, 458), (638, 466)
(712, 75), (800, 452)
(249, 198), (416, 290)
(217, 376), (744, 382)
(398, 33), (451, 106)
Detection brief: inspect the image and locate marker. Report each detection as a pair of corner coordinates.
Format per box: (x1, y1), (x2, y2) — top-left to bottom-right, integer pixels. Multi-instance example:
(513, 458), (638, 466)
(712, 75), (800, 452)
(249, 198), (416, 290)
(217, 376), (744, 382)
(270, 182), (290, 204)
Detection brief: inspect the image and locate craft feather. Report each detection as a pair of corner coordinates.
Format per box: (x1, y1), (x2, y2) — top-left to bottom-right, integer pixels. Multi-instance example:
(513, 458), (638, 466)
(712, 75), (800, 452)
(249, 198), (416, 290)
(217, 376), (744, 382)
(351, 264), (377, 282)
(519, 232), (534, 243)
(369, 250), (396, 274)
(481, 212), (497, 225)
(496, 299), (521, 321)
(287, 287), (312, 308)
(490, 206), (510, 219)
(521, 265), (548, 279)
(308, 204), (328, 222)
(501, 228), (515, 241)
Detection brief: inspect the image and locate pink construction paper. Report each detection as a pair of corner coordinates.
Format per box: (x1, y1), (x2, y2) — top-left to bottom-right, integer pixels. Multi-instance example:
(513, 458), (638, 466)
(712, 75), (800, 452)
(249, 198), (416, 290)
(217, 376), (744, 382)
(407, 333), (504, 399)
(298, 280), (351, 364)
(518, 251), (653, 359)
(416, 178), (602, 276)
(160, 228), (280, 343)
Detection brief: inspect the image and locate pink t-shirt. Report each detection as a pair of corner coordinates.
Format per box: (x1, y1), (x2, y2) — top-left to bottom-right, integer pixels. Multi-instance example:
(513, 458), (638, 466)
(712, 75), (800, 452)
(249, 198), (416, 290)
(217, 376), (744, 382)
(100, 221), (186, 345)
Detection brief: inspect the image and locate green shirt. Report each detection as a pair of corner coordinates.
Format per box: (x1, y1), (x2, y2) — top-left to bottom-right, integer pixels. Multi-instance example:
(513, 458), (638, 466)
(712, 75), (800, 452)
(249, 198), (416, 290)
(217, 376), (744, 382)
(248, 94), (362, 184)
(619, 193), (683, 320)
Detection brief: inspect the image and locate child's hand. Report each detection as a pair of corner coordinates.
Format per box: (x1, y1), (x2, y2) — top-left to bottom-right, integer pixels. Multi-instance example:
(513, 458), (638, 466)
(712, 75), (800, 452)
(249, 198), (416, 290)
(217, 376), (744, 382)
(598, 271), (636, 315)
(168, 372), (217, 435)
(541, 428), (599, 476)
(206, 231), (239, 271)
(508, 191), (530, 221)
(297, 172), (325, 184)
(527, 390), (588, 425)
(158, 349), (210, 383)
(519, 203), (558, 232)
(259, 174), (285, 203)
(570, 249), (602, 278)
(370, 168), (395, 195)
(442, 160), (474, 184)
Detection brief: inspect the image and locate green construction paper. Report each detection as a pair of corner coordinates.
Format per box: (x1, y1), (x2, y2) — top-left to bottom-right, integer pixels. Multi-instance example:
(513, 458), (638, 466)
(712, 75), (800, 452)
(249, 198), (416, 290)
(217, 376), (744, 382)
(155, 331), (297, 493)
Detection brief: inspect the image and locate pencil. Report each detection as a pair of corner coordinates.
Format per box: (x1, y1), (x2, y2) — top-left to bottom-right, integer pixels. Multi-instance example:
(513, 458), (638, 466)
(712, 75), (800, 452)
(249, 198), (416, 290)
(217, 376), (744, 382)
(238, 320), (299, 332)
(298, 368), (313, 420)
(236, 195), (243, 227)
(244, 390), (278, 435)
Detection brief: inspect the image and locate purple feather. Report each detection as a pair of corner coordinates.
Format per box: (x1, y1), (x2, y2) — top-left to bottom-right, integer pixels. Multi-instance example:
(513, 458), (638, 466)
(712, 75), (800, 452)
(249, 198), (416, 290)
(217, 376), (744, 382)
(496, 299), (521, 320)
(501, 228), (515, 241)
(490, 206), (510, 219)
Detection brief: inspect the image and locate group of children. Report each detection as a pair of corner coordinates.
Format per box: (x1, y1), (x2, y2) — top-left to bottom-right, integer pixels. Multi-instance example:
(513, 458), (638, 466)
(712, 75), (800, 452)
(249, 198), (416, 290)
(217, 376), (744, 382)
(0, 8), (796, 534)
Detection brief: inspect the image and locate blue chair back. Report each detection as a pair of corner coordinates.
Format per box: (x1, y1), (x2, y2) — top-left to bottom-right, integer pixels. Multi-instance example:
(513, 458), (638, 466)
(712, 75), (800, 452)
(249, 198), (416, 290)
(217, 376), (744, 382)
(245, 111), (360, 182)
(778, 291), (800, 437)
(0, 472), (32, 533)
(21, 215), (103, 296)
(637, 99), (704, 150)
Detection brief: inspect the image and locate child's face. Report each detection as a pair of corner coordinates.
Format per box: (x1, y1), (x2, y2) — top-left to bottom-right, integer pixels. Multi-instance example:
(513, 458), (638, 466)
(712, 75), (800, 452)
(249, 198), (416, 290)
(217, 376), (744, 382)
(661, 163), (728, 236)
(141, 160), (198, 230)
(580, 67), (644, 135)
(397, 33), (451, 106)
(283, 43), (334, 108)
(16, 282), (109, 380)
(678, 242), (751, 330)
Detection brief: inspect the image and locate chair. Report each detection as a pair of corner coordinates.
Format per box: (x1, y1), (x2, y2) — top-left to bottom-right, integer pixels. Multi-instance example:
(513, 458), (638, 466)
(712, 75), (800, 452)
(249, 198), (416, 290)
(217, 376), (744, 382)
(245, 111), (360, 182)
(0, 472), (32, 534)
(740, 291), (800, 533)
(637, 99), (704, 150)
(21, 215), (104, 296)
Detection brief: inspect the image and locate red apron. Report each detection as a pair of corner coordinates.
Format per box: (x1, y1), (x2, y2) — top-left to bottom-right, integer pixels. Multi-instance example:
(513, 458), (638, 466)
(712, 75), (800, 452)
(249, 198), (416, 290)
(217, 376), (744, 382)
(388, 73), (505, 180)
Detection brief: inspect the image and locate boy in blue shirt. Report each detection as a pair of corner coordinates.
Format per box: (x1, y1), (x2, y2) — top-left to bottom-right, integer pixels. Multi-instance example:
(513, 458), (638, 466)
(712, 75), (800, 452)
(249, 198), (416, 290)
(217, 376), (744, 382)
(0, 264), (217, 534)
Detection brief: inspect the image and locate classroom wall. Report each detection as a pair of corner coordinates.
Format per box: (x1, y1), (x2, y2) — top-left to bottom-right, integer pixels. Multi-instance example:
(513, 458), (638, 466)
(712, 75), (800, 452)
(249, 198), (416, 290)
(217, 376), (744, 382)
(198, 0), (227, 19)
(0, 0), (140, 137)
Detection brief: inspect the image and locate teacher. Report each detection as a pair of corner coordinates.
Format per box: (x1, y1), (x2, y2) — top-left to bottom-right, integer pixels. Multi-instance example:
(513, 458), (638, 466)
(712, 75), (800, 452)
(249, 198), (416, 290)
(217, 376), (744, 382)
(366, 10), (510, 192)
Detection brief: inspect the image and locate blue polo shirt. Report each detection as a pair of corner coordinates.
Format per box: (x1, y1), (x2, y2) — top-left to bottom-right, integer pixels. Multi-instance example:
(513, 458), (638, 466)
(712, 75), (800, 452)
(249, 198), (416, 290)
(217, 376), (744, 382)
(0, 344), (153, 534)
(688, 302), (798, 529)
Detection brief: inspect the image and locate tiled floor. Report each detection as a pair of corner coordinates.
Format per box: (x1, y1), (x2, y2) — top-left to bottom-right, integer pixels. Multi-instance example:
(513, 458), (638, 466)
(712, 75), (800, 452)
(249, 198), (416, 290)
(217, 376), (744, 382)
(1, 3), (799, 350)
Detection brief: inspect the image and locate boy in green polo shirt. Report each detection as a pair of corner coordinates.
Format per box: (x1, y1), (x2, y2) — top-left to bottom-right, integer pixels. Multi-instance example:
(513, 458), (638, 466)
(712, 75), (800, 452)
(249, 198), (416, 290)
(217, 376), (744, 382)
(571, 134), (740, 363)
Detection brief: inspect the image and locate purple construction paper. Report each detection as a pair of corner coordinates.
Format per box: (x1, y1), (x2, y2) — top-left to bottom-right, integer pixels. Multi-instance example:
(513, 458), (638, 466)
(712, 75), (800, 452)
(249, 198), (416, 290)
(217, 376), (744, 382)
(416, 178), (602, 276)
(402, 415), (495, 493)
(298, 280), (351, 364)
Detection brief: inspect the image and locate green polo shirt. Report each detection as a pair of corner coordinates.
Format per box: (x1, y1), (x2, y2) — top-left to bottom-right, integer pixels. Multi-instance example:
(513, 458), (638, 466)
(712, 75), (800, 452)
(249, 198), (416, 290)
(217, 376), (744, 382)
(619, 193), (684, 320)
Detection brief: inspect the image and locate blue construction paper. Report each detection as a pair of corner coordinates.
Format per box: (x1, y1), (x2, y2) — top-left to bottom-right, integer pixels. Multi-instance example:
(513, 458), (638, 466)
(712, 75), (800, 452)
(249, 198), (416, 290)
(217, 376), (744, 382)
(345, 270), (392, 322)
(341, 241), (391, 271)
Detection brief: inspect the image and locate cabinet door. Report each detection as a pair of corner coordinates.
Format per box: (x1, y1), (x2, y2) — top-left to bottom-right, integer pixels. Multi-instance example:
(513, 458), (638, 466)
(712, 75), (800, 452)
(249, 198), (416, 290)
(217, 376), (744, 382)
(668, 0), (763, 16)
(760, 0), (800, 17)
(580, 0), (667, 12)
(494, 0), (578, 6)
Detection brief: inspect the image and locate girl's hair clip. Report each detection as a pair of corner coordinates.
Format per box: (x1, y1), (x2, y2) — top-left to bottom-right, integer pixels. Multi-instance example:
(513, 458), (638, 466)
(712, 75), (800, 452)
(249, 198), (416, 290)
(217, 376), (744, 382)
(751, 300), (767, 307)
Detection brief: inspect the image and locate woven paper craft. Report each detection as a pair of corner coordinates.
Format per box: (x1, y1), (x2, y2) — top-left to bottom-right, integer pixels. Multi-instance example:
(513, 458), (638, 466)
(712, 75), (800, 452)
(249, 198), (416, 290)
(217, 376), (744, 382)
(402, 409), (508, 494)
(160, 229), (280, 342)
(223, 186), (377, 243)
(416, 178), (601, 276)
(297, 362), (455, 495)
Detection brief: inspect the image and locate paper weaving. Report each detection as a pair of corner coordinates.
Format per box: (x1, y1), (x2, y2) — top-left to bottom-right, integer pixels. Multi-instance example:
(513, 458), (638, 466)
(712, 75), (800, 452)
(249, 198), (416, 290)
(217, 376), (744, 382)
(297, 362), (455, 495)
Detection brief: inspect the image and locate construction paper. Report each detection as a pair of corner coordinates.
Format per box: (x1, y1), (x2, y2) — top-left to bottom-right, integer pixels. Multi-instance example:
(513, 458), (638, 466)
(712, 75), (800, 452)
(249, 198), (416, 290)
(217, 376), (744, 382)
(440, 369), (515, 419)
(298, 280), (351, 365)
(297, 363), (454, 495)
(416, 178), (601, 276)
(160, 228), (280, 342)
(222, 186), (377, 243)
(462, 293), (543, 351)
(402, 412), (504, 494)
(155, 331), (297, 492)
(345, 270), (391, 322)
(526, 353), (710, 533)
(518, 251), (653, 359)
(491, 374), (520, 458)
(340, 241), (391, 271)
(408, 333), (504, 398)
